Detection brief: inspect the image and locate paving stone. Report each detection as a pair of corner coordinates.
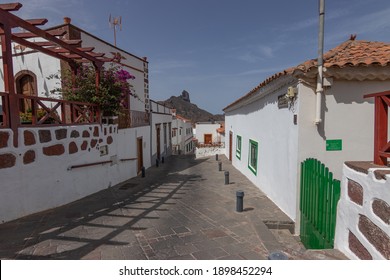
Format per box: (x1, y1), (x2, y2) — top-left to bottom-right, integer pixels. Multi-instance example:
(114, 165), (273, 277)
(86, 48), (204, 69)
(0, 154), (347, 260)
(192, 250), (215, 260)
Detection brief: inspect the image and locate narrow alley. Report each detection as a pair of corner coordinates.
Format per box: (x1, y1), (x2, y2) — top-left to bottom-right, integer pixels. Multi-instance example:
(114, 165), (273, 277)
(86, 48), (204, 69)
(0, 155), (346, 260)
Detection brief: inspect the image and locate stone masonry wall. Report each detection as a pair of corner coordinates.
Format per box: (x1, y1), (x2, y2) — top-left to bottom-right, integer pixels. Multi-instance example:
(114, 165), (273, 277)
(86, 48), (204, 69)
(0, 125), (123, 223)
(0, 126), (116, 170)
(335, 162), (390, 260)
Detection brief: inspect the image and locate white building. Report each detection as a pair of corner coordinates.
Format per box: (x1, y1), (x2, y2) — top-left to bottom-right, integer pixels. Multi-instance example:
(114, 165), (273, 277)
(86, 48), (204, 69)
(171, 113), (194, 155)
(195, 121), (225, 145)
(0, 10), (159, 222)
(223, 38), (390, 224)
(150, 100), (173, 163)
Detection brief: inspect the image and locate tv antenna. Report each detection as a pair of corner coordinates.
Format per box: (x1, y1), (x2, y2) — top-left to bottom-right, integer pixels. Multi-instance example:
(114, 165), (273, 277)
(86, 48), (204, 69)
(109, 14), (122, 46)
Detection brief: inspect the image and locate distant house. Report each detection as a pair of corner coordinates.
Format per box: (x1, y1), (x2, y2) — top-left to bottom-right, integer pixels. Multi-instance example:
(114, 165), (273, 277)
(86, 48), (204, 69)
(195, 121), (225, 145)
(223, 38), (390, 223)
(171, 112), (194, 155)
(150, 100), (173, 163)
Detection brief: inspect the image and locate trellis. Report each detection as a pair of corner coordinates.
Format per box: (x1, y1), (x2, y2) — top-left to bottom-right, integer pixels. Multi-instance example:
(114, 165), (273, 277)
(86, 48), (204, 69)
(0, 2), (110, 146)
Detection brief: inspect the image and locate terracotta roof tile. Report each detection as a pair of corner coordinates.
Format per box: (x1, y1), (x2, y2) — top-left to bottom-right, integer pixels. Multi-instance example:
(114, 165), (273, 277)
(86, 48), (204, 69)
(224, 39), (390, 111)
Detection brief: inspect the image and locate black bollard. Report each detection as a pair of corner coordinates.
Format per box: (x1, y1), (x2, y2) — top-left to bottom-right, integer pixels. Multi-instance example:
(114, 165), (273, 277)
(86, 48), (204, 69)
(224, 171), (229, 185)
(218, 161), (222, 171)
(216, 154), (219, 161)
(236, 191), (244, 212)
(156, 158), (159, 167)
(141, 166), (145, 177)
(162, 156), (165, 164)
(268, 251), (289, 260)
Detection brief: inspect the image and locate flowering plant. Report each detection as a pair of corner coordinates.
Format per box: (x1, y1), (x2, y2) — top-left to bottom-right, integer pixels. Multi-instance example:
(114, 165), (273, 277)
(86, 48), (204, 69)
(49, 63), (135, 116)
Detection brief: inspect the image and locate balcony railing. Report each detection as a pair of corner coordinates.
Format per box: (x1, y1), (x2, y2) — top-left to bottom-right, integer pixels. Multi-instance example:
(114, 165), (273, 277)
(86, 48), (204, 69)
(0, 92), (100, 128)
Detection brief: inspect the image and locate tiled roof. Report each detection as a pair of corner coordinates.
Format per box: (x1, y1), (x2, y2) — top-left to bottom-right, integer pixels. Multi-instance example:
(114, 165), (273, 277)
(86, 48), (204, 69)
(176, 114), (192, 123)
(296, 39), (390, 72)
(224, 39), (390, 111)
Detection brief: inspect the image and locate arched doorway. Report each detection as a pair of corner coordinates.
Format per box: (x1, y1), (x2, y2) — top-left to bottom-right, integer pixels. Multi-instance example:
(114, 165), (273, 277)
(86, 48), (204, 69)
(15, 71), (37, 113)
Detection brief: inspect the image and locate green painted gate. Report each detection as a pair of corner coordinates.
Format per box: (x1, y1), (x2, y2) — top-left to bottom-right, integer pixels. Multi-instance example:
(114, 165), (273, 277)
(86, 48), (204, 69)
(299, 158), (341, 249)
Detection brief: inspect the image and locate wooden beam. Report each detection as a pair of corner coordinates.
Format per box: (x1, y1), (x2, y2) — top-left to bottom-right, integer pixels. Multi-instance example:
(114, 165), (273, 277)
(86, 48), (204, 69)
(25, 18), (48, 26)
(8, 18), (48, 28)
(45, 46), (95, 53)
(13, 29), (66, 39)
(35, 41), (56, 47)
(0, 8), (104, 66)
(364, 90), (390, 99)
(0, 3), (22, 11)
(11, 35), (75, 64)
(88, 52), (105, 57)
(1, 22), (18, 147)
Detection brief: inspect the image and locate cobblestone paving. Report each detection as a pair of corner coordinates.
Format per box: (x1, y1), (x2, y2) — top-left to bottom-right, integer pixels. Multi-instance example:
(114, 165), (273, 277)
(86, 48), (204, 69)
(0, 155), (347, 260)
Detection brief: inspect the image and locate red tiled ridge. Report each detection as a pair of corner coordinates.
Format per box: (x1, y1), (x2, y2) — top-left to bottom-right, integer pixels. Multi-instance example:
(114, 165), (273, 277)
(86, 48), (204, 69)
(224, 39), (390, 111)
(296, 39), (390, 72)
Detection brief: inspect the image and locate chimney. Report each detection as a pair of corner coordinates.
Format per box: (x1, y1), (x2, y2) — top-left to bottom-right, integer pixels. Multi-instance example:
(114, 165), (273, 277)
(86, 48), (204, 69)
(63, 17), (71, 24)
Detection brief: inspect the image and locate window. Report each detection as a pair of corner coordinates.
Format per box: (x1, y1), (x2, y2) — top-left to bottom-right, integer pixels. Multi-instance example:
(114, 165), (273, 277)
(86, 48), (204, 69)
(248, 139), (258, 175)
(236, 135), (242, 159)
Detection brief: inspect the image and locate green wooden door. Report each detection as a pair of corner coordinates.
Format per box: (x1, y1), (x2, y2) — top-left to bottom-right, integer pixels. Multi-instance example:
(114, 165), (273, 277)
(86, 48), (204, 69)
(300, 158), (341, 249)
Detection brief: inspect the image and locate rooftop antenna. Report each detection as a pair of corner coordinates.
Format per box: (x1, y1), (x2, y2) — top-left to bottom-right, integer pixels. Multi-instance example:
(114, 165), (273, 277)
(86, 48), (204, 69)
(109, 14), (122, 47)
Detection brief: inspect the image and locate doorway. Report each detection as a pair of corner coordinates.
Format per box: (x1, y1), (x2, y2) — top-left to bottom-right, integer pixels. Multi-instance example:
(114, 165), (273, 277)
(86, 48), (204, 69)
(204, 134), (212, 144)
(137, 137), (143, 174)
(229, 131), (233, 161)
(156, 125), (161, 160)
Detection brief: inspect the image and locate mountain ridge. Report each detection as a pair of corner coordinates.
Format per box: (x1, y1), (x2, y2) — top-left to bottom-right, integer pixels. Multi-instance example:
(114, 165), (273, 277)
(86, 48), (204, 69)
(159, 92), (224, 123)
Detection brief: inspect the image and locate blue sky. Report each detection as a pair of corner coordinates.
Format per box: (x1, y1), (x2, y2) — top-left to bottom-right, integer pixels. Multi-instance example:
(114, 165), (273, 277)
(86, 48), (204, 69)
(13, 0), (390, 114)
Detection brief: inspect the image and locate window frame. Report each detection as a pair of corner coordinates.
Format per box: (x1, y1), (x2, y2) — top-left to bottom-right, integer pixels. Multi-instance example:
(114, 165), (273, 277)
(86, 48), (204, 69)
(248, 139), (258, 175)
(236, 135), (242, 159)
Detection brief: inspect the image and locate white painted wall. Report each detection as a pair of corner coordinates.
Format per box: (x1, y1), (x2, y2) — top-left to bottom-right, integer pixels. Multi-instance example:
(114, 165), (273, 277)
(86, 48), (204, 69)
(225, 78), (300, 220)
(0, 48), (60, 97)
(297, 79), (390, 180)
(195, 123), (221, 143)
(0, 124), (152, 223)
(80, 31), (148, 113)
(171, 117), (193, 154)
(196, 147), (225, 158)
(335, 164), (390, 259)
(151, 112), (173, 163)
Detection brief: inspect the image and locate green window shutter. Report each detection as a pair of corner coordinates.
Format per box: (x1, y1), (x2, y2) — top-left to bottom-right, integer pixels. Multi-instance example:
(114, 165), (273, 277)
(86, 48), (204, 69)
(248, 139), (258, 175)
(236, 135), (242, 159)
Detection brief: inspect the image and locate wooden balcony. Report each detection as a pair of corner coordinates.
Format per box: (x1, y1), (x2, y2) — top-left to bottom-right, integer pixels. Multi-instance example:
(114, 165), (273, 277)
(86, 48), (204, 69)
(0, 92), (100, 128)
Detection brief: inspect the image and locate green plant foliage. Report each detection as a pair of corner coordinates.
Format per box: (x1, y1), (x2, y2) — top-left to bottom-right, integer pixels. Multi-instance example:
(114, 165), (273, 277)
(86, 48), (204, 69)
(48, 63), (135, 116)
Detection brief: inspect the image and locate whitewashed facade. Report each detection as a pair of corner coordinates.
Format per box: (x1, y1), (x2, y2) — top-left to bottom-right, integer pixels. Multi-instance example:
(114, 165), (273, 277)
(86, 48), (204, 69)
(0, 19), (156, 222)
(195, 122), (224, 144)
(224, 40), (390, 222)
(171, 114), (194, 155)
(150, 100), (173, 163)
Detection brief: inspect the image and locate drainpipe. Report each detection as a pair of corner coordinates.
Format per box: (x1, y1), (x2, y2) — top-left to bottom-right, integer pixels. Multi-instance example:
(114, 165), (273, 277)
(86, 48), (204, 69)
(315, 0), (325, 125)
(150, 109), (153, 165)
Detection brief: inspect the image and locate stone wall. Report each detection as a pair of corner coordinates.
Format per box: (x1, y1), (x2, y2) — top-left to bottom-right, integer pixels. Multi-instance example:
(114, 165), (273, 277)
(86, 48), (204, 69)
(335, 162), (390, 259)
(0, 126), (115, 170)
(195, 146), (225, 159)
